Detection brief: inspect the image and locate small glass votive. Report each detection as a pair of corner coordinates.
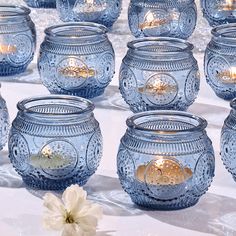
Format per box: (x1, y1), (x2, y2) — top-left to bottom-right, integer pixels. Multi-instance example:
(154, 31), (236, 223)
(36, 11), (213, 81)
(56, 0), (122, 28)
(204, 24), (236, 100)
(8, 95), (103, 190)
(128, 0), (197, 39)
(0, 5), (36, 76)
(117, 111), (215, 210)
(24, 0), (56, 8)
(38, 23), (115, 99)
(221, 99), (236, 181)
(201, 0), (236, 27)
(119, 38), (200, 112)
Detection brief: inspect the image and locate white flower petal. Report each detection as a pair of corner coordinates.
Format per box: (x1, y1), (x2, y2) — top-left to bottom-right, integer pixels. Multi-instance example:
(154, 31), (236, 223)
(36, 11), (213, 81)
(62, 224), (83, 236)
(75, 203), (103, 221)
(62, 185), (87, 214)
(43, 214), (64, 230)
(43, 193), (65, 215)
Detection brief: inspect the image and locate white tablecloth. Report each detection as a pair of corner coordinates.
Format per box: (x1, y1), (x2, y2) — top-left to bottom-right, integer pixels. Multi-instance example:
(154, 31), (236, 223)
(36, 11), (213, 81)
(0, 1), (236, 236)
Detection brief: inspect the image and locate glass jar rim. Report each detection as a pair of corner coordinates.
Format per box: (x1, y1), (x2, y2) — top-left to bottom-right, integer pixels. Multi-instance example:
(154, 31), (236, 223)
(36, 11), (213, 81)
(127, 37), (194, 54)
(212, 23), (236, 40)
(126, 111), (207, 135)
(17, 95), (95, 116)
(45, 22), (108, 39)
(0, 5), (31, 17)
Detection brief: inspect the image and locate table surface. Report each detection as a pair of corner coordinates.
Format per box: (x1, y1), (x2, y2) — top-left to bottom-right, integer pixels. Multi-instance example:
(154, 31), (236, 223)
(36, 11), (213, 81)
(0, 1), (236, 236)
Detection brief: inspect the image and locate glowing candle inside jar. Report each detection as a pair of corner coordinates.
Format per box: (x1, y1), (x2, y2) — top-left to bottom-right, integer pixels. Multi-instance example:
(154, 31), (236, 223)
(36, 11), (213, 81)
(217, 67), (236, 84)
(221, 0), (236, 11)
(0, 41), (16, 55)
(139, 80), (177, 95)
(59, 58), (95, 79)
(139, 12), (169, 30)
(136, 159), (193, 185)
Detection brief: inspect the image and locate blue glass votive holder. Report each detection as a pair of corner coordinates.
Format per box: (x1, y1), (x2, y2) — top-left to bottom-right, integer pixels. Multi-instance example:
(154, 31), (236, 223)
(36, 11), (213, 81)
(117, 111), (215, 210)
(56, 0), (122, 28)
(204, 23), (236, 100)
(128, 0), (197, 39)
(201, 0), (236, 27)
(8, 95), (103, 190)
(24, 0), (56, 8)
(38, 23), (115, 99)
(0, 5), (36, 76)
(221, 99), (236, 182)
(119, 37), (200, 113)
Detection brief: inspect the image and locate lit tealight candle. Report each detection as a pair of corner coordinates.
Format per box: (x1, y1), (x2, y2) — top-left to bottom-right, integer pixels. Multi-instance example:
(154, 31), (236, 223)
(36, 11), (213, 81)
(139, 12), (169, 30)
(221, 0), (236, 11)
(30, 146), (70, 169)
(59, 66), (95, 79)
(218, 67), (236, 84)
(136, 159), (192, 186)
(138, 80), (177, 96)
(0, 44), (16, 55)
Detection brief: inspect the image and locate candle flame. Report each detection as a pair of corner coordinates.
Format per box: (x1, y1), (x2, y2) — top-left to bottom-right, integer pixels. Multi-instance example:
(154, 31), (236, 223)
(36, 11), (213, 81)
(86, 0), (94, 4)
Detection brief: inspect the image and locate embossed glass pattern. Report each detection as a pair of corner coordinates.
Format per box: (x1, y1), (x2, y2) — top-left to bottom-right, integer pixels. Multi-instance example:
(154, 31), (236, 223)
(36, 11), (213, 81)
(201, 0), (236, 27)
(119, 38), (200, 112)
(38, 23), (115, 99)
(221, 99), (236, 181)
(204, 24), (236, 100)
(0, 5), (36, 76)
(8, 95), (103, 190)
(117, 111), (215, 210)
(128, 0), (197, 39)
(56, 0), (122, 28)
(24, 0), (56, 8)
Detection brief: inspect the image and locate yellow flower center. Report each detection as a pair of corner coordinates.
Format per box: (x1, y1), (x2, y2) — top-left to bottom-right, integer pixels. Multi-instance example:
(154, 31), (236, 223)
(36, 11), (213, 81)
(65, 211), (75, 224)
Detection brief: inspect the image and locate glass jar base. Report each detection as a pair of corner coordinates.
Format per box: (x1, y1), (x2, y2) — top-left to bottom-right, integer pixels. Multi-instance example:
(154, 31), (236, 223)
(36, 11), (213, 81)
(0, 64), (28, 76)
(213, 90), (236, 101)
(25, 1), (56, 8)
(130, 194), (199, 210)
(22, 176), (89, 190)
(50, 87), (105, 99)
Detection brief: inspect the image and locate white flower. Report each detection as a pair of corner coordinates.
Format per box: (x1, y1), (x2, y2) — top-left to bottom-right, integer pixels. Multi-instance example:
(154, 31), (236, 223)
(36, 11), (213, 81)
(43, 184), (103, 236)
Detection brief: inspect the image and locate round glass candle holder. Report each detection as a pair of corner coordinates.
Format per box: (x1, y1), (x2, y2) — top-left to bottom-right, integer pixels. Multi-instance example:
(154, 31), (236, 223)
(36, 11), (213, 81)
(204, 24), (236, 100)
(24, 0), (56, 8)
(56, 0), (122, 28)
(201, 0), (236, 27)
(119, 38), (200, 112)
(221, 99), (236, 181)
(0, 5), (36, 76)
(117, 111), (215, 210)
(128, 0), (197, 39)
(38, 23), (115, 99)
(8, 95), (103, 190)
